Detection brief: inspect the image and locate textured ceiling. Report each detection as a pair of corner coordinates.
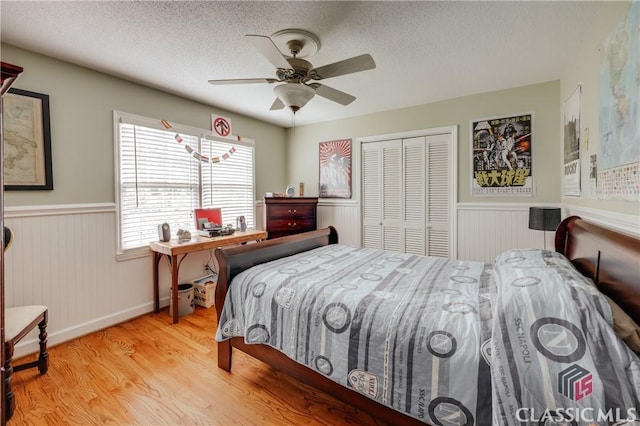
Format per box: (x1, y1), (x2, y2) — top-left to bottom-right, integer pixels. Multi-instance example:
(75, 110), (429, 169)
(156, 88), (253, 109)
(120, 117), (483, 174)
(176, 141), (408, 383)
(1, 1), (612, 128)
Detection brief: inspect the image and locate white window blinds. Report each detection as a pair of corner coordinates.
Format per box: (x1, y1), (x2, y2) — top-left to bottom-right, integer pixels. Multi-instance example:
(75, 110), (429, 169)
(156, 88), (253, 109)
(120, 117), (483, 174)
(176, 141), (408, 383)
(201, 138), (255, 228)
(115, 112), (255, 253)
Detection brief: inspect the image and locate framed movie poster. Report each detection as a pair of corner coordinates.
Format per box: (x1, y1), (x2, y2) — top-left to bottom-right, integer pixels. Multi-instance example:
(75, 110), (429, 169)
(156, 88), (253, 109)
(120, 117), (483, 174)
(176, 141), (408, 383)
(3, 88), (53, 190)
(471, 113), (534, 196)
(319, 139), (352, 198)
(563, 84), (581, 197)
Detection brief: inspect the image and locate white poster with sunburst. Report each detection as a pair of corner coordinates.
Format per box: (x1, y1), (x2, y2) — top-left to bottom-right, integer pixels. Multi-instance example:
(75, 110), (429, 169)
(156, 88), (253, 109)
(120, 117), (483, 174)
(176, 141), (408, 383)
(319, 139), (352, 198)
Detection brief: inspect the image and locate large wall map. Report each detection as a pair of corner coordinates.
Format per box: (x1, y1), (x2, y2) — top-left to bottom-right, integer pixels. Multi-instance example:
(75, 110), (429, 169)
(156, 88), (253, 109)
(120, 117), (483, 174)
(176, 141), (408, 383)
(598, 2), (639, 200)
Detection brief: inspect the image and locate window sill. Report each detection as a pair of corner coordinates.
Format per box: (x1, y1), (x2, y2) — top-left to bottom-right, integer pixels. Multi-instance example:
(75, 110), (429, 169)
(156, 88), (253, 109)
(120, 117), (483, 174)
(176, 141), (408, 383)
(116, 246), (152, 262)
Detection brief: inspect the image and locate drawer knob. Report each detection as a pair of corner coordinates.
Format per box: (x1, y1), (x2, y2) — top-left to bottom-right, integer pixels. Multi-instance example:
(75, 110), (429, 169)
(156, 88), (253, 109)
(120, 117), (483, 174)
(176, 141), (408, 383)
(288, 209), (297, 214)
(288, 222), (297, 227)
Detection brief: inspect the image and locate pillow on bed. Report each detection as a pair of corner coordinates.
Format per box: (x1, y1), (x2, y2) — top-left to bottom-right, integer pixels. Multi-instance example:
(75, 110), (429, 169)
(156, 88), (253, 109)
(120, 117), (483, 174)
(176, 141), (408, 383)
(602, 294), (640, 355)
(494, 247), (582, 270)
(494, 248), (640, 355)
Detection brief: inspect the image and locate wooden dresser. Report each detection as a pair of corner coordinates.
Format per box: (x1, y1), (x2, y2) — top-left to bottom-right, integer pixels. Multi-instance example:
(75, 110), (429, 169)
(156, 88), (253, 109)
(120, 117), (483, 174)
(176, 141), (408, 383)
(264, 197), (318, 239)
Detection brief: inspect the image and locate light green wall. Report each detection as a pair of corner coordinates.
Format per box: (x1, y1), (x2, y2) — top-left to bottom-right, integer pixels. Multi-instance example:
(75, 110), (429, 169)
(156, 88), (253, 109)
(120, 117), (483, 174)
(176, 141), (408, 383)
(286, 81), (561, 204)
(5, 0), (637, 220)
(286, 1), (639, 221)
(560, 1), (639, 217)
(1, 43), (287, 205)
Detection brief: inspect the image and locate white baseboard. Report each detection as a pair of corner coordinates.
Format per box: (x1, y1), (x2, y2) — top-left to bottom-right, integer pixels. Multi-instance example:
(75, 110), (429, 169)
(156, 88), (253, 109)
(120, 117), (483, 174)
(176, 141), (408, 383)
(13, 301), (157, 359)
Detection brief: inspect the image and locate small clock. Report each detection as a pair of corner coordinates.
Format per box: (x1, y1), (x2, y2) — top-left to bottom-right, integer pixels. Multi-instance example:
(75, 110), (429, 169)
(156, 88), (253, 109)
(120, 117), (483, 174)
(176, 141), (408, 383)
(285, 185), (295, 197)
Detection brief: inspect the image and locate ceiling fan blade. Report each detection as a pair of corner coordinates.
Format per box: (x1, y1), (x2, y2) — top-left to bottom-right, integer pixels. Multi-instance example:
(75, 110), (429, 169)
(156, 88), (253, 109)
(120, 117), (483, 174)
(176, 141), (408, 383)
(311, 54), (376, 80)
(208, 78), (279, 85)
(309, 83), (356, 106)
(270, 97), (285, 110)
(245, 35), (292, 70)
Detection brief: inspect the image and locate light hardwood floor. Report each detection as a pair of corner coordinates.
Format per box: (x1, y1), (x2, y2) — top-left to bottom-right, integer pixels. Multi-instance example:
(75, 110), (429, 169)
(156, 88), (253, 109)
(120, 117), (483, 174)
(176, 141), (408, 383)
(8, 306), (386, 425)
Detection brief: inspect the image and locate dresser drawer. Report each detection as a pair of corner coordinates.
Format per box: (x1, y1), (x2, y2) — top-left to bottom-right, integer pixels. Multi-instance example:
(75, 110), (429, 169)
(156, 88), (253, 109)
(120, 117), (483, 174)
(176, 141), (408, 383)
(267, 217), (316, 232)
(267, 204), (315, 219)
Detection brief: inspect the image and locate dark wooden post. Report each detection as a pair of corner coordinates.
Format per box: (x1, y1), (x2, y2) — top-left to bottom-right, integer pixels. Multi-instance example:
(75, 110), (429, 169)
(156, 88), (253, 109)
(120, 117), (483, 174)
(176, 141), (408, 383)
(1, 61), (24, 425)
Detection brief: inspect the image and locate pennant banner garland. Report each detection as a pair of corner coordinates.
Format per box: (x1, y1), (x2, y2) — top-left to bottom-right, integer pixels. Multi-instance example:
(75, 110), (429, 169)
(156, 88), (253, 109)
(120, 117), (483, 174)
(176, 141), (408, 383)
(161, 119), (236, 164)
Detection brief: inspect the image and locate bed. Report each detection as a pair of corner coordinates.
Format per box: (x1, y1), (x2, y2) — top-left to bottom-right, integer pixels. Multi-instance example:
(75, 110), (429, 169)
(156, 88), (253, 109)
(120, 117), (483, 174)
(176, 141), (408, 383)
(213, 216), (640, 425)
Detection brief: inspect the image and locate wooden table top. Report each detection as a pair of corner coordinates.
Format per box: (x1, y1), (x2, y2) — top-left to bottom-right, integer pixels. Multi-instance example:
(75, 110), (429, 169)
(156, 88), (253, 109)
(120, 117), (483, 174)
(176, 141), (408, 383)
(149, 229), (267, 256)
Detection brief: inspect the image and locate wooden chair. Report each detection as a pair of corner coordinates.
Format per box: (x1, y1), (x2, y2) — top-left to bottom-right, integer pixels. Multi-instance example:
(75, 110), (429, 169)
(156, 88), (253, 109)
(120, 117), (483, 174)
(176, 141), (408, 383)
(3, 226), (49, 421)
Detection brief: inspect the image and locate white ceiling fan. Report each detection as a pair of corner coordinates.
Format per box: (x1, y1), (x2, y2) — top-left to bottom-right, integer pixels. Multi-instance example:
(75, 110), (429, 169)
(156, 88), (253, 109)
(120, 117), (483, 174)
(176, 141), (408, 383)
(208, 29), (376, 113)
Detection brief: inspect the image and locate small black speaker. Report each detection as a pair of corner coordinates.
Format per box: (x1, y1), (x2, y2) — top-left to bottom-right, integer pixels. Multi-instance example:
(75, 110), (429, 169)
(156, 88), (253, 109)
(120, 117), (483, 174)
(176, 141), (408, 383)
(158, 223), (171, 242)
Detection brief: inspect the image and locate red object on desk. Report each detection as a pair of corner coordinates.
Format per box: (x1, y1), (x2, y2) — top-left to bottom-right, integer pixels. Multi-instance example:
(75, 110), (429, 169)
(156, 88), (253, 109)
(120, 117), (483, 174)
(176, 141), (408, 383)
(194, 208), (222, 229)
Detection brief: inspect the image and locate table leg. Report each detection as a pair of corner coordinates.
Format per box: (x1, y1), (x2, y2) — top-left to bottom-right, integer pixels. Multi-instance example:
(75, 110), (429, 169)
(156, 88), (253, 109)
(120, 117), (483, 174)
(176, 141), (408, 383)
(171, 254), (179, 324)
(153, 252), (161, 313)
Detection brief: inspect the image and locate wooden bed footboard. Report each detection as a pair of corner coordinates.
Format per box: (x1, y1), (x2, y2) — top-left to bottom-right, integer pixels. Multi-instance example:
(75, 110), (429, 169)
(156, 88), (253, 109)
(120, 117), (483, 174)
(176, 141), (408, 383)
(214, 227), (338, 313)
(214, 227), (338, 370)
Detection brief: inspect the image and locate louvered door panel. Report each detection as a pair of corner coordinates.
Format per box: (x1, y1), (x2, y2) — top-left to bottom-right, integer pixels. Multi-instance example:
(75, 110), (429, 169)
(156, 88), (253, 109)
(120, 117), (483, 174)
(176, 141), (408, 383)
(426, 134), (450, 257)
(383, 226), (402, 252)
(363, 224), (382, 248)
(381, 140), (402, 251)
(361, 143), (382, 249)
(405, 228), (425, 255)
(428, 229), (449, 258)
(382, 141), (402, 222)
(403, 137), (426, 255)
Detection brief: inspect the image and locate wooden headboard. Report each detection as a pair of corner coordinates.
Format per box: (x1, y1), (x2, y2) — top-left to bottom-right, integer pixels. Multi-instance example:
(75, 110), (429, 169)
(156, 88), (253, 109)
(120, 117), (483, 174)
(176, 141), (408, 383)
(555, 216), (640, 324)
(214, 226), (339, 319)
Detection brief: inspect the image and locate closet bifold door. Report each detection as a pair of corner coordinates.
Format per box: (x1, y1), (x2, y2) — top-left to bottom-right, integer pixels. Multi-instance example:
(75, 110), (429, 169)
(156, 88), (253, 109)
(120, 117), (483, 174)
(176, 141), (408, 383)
(361, 139), (403, 251)
(361, 142), (382, 249)
(425, 134), (450, 257)
(403, 137), (426, 255)
(381, 140), (402, 252)
(361, 133), (450, 257)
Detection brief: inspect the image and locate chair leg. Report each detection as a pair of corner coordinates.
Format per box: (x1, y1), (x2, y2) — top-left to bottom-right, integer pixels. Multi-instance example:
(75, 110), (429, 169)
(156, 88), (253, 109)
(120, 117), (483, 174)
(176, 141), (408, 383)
(4, 342), (15, 422)
(12, 311), (49, 375)
(37, 315), (49, 375)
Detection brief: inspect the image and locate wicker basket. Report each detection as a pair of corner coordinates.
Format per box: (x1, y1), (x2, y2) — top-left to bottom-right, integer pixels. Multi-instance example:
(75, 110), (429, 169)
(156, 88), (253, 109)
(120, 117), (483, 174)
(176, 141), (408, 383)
(191, 273), (217, 308)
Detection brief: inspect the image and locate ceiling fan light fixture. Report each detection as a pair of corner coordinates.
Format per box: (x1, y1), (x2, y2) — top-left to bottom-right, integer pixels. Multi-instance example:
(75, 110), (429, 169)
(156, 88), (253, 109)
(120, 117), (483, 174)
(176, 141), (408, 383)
(274, 83), (315, 113)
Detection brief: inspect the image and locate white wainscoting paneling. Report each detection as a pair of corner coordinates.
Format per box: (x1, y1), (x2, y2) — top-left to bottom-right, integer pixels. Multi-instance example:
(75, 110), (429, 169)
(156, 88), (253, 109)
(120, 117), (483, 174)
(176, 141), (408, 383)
(5, 201), (635, 358)
(318, 200), (360, 247)
(456, 203), (640, 262)
(254, 201), (264, 231)
(4, 204), (212, 358)
(456, 203), (558, 262)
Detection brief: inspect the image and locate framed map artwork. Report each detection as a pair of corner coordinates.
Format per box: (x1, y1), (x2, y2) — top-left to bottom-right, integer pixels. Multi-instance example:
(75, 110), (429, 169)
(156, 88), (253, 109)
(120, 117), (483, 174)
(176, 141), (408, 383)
(3, 88), (53, 190)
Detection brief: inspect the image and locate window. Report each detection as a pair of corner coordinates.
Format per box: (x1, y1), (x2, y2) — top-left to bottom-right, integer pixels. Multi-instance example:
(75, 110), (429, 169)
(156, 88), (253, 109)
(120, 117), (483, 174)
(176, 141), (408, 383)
(201, 138), (255, 226)
(114, 111), (255, 255)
